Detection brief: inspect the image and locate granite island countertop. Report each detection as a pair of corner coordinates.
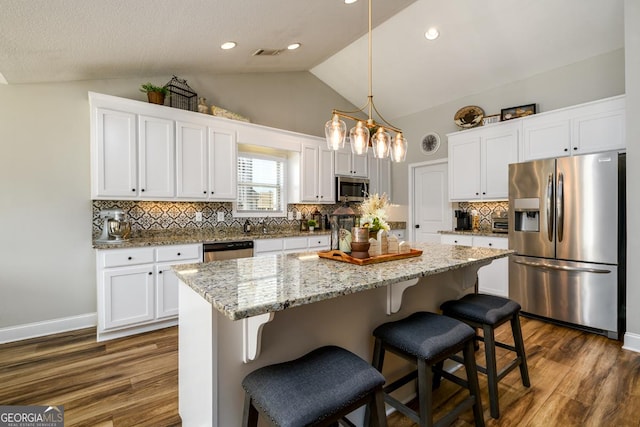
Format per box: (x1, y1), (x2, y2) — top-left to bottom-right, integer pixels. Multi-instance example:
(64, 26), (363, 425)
(173, 242), (513, 321)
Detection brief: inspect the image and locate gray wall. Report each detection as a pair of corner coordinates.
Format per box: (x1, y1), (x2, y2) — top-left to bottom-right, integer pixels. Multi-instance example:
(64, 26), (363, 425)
(391, 48), (626, 205)
(0, 72), (353, 330)
(624, 0), (640, 345)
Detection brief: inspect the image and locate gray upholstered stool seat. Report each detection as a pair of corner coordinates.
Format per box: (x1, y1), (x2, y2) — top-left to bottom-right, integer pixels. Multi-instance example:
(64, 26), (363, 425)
(366, 312), (485, 427)
(241, 345), (387, 427)
(441, 294), (530, 419)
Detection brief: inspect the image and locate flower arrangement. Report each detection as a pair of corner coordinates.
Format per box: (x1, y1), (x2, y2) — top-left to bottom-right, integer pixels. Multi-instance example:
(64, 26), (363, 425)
(359, 193), (390, 233)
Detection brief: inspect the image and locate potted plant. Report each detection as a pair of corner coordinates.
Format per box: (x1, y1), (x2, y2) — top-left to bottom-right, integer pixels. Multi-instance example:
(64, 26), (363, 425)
(140, 83), (169, 105)
(307, 219), (318, 232)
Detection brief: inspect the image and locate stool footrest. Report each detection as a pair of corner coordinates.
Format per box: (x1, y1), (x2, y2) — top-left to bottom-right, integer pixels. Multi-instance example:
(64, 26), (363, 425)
(434, 396), (476, 427)
(384, 394), (421, 424)
(383, 370), (418, 395)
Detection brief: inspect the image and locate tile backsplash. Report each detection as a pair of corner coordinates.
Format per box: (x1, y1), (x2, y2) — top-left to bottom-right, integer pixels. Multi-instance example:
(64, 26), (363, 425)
(456, 201), (509, 230)
(92, 200), (347, 235)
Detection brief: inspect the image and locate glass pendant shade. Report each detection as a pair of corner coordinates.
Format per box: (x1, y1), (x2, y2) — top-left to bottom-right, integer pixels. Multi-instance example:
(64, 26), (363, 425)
(325, 115), (346, 150)
(371, 127), (391, 159)
(390, 132), (408, 162)
(349, 121), (370, 155)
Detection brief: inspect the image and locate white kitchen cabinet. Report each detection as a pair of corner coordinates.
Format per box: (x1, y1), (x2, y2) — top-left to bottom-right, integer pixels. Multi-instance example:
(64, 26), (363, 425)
(367, 153), (391, 199)
(335, 145), (368, 177)
(440, 234), (509, 297)
(448, 121), (518, 201)
(96, 244), (201, 341)
(93, 108), (137, 198)
(92, 106), (176, 199)
(138, 115), (175, 198)
(472, 236), (509, 297)
(297, 141), (336, 203)
(254, 235), (331, 256)
(175, 121), (237, 201)
(521, 95), (625, 161)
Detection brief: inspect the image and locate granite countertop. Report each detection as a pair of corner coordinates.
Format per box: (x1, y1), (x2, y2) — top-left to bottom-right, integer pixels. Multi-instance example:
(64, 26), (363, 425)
(92, 228), (332, 249)
(92, 222), (407, 249)
(173, 242), (513, 321)
(439, 230), (508, 238)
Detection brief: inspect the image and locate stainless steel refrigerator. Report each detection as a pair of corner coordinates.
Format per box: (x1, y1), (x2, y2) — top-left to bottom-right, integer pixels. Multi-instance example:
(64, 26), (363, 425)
(508, 151), (626, 339)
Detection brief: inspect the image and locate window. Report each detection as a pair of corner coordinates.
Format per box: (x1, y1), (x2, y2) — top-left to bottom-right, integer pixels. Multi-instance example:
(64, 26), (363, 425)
(235, 153), (286, 216)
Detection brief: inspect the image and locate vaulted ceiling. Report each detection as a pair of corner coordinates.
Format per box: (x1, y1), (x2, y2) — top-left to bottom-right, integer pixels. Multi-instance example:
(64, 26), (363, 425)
(0, 0), (624, 119)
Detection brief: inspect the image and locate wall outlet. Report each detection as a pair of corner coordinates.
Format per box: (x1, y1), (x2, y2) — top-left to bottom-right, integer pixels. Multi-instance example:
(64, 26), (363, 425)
(296, 212), (302, 220)
(217, 211), (225, 222)
(287, 211), (294, 220)
(195, 212), (203, 222)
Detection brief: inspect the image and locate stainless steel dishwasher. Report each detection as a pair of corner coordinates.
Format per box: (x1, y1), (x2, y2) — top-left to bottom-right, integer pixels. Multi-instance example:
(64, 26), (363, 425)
(203, 241), (254, 262)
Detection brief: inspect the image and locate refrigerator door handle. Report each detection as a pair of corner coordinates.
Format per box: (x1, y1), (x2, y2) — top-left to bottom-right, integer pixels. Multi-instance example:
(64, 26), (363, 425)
(513, 259), (611, 274)
(546, 173), (554, 242)
(557, 172), (564, 242)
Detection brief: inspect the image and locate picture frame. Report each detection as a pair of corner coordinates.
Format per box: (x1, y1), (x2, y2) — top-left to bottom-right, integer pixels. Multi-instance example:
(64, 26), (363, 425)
(500, 103), (536, 121)
(482, 114), (501, 126)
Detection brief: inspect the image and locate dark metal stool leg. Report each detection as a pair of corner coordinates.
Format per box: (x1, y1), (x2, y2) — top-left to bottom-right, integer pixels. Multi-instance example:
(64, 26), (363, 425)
(482, 324), (500, 419)
(511, 314), (531, 387)
(365, 339), (386, 427)
(417, 358), (433, 427)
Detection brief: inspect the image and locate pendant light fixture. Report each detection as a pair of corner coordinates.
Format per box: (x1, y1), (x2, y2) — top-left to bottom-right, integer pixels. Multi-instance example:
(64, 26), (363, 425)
(324, 0), (408, 162)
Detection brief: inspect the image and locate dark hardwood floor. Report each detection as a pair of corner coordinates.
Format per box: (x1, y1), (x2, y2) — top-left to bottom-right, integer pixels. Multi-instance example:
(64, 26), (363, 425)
(1, 317), (639, 426)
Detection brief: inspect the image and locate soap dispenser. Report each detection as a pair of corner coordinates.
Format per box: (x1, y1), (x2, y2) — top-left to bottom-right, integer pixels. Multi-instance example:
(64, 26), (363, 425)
(243, 219), (251, 233)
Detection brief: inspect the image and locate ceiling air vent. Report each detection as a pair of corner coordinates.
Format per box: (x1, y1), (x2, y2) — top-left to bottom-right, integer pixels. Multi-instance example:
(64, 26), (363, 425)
(252, 49), (281, 57)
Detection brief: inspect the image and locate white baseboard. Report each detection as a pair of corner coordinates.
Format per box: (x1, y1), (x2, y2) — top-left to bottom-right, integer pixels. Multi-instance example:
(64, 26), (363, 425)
(622, 332), (640, 353)
(0, 313), (97, 344)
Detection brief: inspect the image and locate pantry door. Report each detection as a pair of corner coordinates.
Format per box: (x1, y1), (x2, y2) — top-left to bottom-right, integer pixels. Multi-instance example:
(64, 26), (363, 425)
(410, 160), (451, 243)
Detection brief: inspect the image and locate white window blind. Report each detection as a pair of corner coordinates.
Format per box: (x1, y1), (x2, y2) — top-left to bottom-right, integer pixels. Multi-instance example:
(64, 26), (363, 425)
(237, 154), (285, 213)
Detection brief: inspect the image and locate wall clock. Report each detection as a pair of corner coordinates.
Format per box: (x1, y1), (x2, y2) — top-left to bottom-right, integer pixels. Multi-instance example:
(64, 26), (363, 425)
(420, 132), (440, 155)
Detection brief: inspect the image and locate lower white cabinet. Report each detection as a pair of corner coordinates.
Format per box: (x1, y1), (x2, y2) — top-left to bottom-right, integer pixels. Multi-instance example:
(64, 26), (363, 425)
(96, 244), (201, 341)
(254, 235), (331, 256)
(440, 234), (508, 297)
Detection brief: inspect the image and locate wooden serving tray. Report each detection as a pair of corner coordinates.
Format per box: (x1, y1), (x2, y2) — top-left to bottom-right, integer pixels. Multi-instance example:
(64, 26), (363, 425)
(317, 249), (423, 265)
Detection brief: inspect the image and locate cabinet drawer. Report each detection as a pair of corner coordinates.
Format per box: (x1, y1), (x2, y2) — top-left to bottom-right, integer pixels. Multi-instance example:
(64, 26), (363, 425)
(440, 234), (473, 246)
(473, 236), (508, 249)
(308, 235), (331, 248)
(156, 244), (201, 262)
(254, 239), (284, 253)
(102, 248), (155, 268)
(284, 237), (308, 251)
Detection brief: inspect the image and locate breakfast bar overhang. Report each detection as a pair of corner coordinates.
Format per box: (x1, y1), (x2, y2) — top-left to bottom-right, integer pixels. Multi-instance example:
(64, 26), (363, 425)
(173, 242), (512, 426)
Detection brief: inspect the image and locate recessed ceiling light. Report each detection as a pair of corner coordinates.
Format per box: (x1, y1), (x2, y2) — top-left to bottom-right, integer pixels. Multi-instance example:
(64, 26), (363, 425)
(220, 41), (237, 50)
(344, 0), (358, 4)
(424, 28), (440, 41)
(287, 43), (301, 50)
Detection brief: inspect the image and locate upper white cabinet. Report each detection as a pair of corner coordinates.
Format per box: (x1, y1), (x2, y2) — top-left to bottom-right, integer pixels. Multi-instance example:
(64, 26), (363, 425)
(368, 152), (392, 199)
(175, 120), (237, 200)
(448, 121), (519, 201)
(91, 92), (237, 201)
(290, 138), (335, 204)
(521, 95), (625, 161)
(335, 144), (368, 177)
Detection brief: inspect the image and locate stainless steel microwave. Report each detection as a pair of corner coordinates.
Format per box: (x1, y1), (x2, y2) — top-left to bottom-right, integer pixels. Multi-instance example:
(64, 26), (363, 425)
(336, 176), (369, 202)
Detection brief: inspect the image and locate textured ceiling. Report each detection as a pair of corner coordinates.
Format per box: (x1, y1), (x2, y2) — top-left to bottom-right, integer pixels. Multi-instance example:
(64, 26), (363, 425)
(0, 0), (624, 119)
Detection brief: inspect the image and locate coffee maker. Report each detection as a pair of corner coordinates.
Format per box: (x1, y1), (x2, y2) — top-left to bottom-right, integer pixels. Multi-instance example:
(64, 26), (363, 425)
(454, 210), (471, 231)
(96, 209), (132, 243)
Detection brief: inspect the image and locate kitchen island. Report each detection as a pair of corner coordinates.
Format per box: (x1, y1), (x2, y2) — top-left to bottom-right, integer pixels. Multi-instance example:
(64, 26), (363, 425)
(174, 242), (512, 426)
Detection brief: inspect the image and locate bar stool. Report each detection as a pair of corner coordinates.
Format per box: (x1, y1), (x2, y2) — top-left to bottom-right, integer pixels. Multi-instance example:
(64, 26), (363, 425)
(440, 293), (530, 419)
(241, 345), (387, 427)
(366, 311), (485, 427)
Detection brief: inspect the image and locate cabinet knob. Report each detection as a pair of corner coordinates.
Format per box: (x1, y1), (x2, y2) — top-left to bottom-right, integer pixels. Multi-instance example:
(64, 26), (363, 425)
(573, 147), (578, 151)
(482, 192), (486, 195)
(128, 256), (132, 260)
(211, 191), (214, 194)
(415, 224), (420, 229)
(454, 240), (458, 244)
(203, 191), (207, 194)
(132, 189), (136, 192)
(320, 195), (323, 199)
(141, 189), (145, 192)
(489, 243), (493, 247)
(159, 270), (163, 274)
(475, 192), (479, 195)
(148, 272), (152, 275)
(177, 252), (181, 256)
(564, 148), (569, 152)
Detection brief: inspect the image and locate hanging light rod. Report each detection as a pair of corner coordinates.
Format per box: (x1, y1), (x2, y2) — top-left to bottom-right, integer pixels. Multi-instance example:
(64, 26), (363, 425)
(325, 0), (407, 162)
